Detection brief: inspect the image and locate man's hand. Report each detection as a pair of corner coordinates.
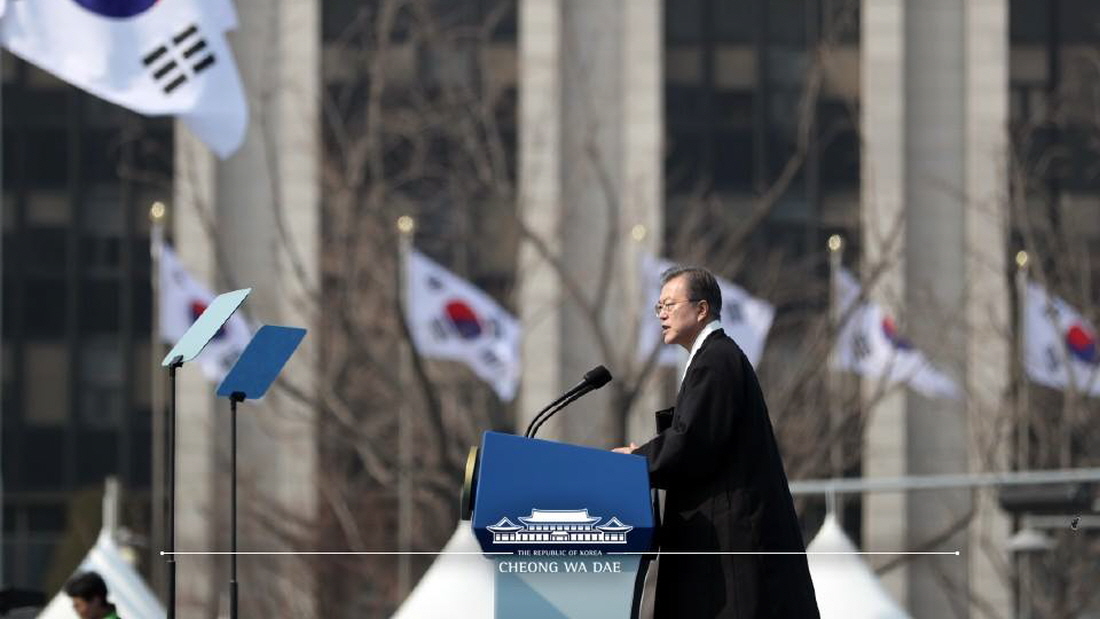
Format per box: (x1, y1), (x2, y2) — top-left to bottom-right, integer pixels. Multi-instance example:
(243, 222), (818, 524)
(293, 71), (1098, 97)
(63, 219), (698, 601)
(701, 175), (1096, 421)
(611, 442), (638, 454)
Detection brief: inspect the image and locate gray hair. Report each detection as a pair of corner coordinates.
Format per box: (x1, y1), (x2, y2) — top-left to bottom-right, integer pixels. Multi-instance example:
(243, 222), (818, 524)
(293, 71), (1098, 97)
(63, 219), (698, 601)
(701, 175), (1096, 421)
(660, 265), (722, 321)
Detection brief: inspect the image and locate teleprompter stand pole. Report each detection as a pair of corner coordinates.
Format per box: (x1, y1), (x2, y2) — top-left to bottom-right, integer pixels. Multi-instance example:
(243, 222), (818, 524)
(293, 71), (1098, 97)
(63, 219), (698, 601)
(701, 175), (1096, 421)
(166, 355), (183, 619)
(229, 391), (244, 619)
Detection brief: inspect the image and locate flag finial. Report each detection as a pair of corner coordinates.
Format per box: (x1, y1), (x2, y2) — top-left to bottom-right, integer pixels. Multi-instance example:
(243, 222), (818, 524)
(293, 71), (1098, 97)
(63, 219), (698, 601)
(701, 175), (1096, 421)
(1016, 250), (1029, 269)
(150, 201), (167, 222)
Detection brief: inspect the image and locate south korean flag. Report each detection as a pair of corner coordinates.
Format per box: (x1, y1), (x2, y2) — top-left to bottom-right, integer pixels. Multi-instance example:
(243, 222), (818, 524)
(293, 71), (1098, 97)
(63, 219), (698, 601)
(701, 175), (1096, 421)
(1023, 280), (1100, 396)
(1, 0), (247, 158)
(405, 248), (521, 401)
(831, 267), (962, 399)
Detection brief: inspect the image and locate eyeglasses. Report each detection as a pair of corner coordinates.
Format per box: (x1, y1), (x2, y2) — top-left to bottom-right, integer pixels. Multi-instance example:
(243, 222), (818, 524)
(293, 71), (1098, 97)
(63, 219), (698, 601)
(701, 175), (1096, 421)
(654, 299), (700, 317)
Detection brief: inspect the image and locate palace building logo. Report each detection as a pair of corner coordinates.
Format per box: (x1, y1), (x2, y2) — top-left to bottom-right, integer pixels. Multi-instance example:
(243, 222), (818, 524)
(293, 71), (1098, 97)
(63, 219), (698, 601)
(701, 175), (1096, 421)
(487, 509), (633, 544)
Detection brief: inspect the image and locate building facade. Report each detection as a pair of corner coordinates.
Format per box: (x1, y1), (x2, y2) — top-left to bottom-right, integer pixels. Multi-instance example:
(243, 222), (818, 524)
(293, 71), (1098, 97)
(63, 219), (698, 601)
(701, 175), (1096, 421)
(1, 54), (169, 594)
(3, 1), (1098, 617)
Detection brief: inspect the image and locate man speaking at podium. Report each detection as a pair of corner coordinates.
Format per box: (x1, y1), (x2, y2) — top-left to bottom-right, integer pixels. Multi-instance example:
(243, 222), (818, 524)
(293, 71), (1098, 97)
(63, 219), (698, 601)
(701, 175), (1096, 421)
(614, 266), (819, 618)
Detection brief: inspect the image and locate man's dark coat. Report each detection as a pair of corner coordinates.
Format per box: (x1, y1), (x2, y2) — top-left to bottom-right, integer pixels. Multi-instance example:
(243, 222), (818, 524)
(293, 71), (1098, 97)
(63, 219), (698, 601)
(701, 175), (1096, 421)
(633, 329), (820, 619)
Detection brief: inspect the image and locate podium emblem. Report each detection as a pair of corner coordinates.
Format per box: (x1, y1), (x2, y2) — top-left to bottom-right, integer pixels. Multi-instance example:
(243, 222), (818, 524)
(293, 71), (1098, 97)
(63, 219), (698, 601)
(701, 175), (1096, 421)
(487, 508), (633, 545)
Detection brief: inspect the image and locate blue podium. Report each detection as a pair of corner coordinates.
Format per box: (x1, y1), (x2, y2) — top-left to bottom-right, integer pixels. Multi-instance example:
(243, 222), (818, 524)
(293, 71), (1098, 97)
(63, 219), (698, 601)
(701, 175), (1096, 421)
(464, 431), (655, 618)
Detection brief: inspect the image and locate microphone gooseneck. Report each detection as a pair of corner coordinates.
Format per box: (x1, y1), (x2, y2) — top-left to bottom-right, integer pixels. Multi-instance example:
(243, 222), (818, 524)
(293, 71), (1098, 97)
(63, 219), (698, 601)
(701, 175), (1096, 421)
(525, 365), (613, 439)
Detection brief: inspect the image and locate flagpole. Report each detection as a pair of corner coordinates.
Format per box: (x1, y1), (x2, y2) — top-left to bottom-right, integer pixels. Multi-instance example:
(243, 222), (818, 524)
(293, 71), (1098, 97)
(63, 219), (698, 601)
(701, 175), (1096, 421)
(1014, 251), (1029, 473)
(150, 206), (169, 608)
(827, 234), (844, 521)
(1014, 249), (1031, 619)
(151, 206), (180, 619)
(395, 215), (415, 600)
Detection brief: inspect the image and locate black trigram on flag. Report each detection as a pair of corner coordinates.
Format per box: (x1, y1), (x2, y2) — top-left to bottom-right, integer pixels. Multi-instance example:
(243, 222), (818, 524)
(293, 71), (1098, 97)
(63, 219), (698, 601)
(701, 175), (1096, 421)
(851, 332), (871, 362)
(142, 24), (217, 95)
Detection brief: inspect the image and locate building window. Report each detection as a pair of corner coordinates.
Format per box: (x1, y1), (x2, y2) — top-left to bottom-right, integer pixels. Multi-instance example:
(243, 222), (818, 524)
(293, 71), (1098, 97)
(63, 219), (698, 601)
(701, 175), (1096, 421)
(79, 337), (123, 430)
(24, 342), (69, 427)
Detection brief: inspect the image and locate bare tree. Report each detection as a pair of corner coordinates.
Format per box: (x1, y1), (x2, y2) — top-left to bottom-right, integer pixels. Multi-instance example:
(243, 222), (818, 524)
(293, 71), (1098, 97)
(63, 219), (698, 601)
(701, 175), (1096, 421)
(268, 0), (895, 615)
(131, 0), (1100, 616)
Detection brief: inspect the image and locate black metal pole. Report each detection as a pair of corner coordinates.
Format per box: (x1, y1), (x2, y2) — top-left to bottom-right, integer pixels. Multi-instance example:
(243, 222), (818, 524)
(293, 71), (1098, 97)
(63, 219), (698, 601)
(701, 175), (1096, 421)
(230, 392), (244, 619)
(166, 355), (182, 619)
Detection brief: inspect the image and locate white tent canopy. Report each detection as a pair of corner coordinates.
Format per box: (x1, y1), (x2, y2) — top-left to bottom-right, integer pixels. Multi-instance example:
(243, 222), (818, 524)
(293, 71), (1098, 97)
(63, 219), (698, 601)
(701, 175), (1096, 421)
(390, 523), (494, 619)
(806, 514), (910, 619)
(37, 529), (165, 619)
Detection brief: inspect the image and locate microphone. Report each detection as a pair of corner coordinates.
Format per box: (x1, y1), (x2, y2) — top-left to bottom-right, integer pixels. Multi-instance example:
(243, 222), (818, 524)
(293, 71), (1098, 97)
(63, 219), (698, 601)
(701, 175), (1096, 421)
(582, 365), (613, 390)
(524, 365), (613, 438)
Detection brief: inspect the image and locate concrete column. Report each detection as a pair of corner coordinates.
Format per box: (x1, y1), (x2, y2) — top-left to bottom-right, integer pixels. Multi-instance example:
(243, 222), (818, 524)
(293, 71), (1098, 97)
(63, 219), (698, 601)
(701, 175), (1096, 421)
(863, 0), (1012, 616)
(556, 0), (626, 444)
(172, 130), (220, 618)
(173, 0), (319, 615)
(860, 0), (910, 607)
(221, 0), (320, 615)
(964, 1), (1012, 616)
(904, 1), (970, 616)
(517, 0), (565, 438)
(518, 0), (663, 447)
(621, 0), (664, 445)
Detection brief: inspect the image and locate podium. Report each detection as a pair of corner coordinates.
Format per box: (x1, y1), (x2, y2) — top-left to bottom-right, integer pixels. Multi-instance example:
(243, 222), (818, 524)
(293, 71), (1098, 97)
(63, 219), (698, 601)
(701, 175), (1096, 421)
(463, 431), (655, 618)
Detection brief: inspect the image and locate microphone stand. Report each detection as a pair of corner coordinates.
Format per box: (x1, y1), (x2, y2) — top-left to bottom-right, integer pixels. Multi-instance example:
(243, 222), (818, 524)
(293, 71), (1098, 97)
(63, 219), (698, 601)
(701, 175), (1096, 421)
(527, 386), (595, 439)
(523, 384), (585, 438)
(524, 366), (612, 438)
